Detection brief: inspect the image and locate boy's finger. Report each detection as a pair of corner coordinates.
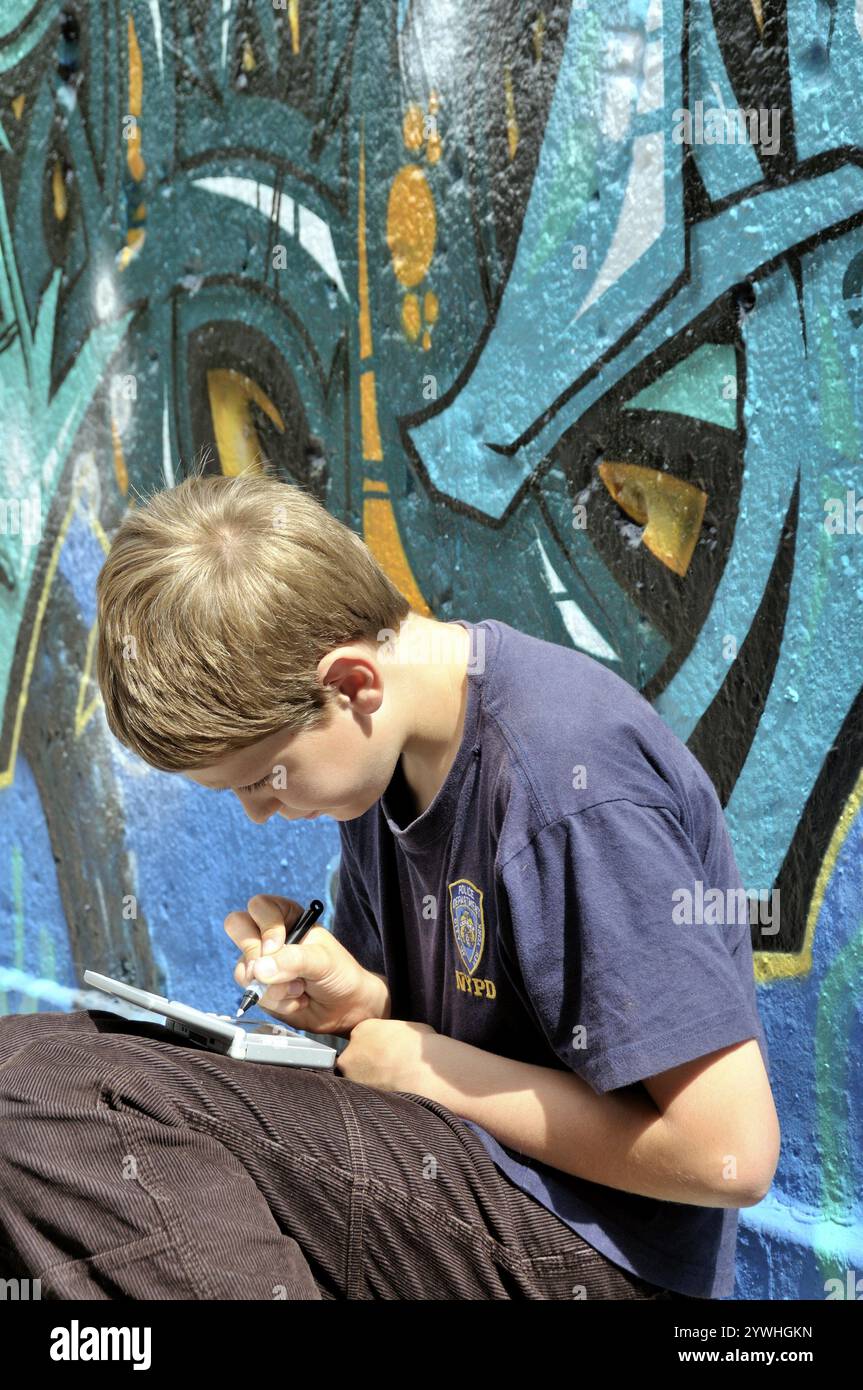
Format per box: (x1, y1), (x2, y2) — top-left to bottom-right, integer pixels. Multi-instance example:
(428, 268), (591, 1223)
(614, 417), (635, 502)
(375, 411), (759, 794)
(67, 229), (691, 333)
(224, 909), (265, 961)
(223, 897), (302, 960)
(257, 986), (308, 1019)
(246, 894), (303, 954)
(247, 930), (329, 985)
(233, 953), (260, 988)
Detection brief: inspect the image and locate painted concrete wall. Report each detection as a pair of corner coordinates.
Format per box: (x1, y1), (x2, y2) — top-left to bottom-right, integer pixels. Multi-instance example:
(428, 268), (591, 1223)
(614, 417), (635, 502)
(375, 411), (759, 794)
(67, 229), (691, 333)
(0, 1), (860, 1299)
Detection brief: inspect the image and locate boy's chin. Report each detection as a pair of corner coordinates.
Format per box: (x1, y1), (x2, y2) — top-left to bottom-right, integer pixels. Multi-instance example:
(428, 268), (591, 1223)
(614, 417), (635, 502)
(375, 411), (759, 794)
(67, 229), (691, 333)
(275, 790), (382, 823)
(331, 794), (381, 821)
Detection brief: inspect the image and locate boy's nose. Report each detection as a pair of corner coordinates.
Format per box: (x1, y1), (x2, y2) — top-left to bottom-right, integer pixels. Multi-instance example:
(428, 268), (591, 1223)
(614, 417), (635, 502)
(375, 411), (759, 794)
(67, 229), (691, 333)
(235, 792), (279, 825)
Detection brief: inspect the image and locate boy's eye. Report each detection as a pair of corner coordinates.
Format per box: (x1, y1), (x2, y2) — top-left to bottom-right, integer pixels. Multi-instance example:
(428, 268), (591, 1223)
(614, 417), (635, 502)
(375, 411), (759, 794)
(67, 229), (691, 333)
(236, 774), (272, 794)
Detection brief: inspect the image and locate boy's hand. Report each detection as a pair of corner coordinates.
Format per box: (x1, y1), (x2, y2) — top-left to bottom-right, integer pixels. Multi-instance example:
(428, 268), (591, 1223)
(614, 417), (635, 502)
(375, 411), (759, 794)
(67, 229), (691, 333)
(335, 1018), (439, 1093)
(224, 893), (390, 1039)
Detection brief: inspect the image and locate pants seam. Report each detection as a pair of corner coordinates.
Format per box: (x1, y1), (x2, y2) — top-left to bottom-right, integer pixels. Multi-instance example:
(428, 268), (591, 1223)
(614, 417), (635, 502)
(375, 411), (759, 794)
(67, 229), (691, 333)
(309, 1078), (368, 1299)
(361, 1173), (532, 1274)
(37, 1227), (186, 1290)
(94, 1100), (219, 1300)
(392, 1092), (529, 1242)
(180, 1095), (368, 1300)
(180, 1103), (524, 1277)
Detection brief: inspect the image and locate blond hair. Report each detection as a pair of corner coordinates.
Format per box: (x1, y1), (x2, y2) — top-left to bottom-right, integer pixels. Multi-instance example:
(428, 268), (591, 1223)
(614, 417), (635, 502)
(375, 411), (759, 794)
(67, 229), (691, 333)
(96, 471), (411, 771)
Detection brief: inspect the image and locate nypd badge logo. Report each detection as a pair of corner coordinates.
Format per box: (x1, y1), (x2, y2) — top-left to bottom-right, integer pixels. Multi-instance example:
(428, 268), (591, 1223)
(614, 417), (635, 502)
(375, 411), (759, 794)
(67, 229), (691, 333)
(448, 878), (485, 975)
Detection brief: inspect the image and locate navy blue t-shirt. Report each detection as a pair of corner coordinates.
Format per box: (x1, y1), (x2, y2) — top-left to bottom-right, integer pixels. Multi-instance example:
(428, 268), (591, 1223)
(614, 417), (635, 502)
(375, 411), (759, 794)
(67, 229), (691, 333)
(330, 618), (770, 1298)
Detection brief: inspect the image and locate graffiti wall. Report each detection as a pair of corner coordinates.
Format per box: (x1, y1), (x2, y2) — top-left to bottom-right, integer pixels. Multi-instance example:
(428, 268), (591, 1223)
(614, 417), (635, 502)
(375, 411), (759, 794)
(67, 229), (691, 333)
(0, 0), (860, 1299)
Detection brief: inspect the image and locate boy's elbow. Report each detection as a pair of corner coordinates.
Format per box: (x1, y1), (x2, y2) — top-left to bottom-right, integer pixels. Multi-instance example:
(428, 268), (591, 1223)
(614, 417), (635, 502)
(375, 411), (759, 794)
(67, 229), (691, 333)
(728, 1114), (782, 1208)
(739, 1154), (780, 1207)
(734, 1172), (774, 1208)
(706, 1159), (775, 1209)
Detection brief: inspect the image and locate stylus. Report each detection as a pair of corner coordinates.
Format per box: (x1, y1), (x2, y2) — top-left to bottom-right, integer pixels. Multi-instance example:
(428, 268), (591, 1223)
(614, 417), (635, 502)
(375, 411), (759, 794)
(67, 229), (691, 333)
(235, 899), (325, 1018)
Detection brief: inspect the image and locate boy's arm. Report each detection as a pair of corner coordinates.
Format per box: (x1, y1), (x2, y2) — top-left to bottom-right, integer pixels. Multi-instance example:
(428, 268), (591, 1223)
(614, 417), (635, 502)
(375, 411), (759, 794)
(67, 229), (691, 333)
(471, 802), (778, 1207)
(403, 1030), (778, 1208)
(640, 1037), (780, 1200)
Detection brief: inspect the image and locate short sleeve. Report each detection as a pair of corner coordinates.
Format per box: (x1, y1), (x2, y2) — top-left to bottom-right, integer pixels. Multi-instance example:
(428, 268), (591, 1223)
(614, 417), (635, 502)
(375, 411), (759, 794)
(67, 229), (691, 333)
(497, 801), (766, 1094)
(329, 824), (385, 976)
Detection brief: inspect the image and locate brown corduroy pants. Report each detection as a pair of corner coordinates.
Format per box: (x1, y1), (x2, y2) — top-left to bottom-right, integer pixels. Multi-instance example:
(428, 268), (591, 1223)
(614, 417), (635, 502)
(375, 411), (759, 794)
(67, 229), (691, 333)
(0, 1008), (689, 1301)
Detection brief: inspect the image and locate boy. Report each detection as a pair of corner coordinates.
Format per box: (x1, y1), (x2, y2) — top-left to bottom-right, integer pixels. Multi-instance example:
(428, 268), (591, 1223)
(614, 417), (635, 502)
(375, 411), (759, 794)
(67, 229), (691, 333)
(0, 472), (779, 1301)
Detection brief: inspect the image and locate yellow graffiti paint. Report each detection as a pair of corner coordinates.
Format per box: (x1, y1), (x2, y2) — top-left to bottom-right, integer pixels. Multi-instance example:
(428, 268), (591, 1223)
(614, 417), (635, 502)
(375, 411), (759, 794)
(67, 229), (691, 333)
(401, 293), (421, 341)
(74, 623), (102, 737)
(52, 159), (68, 221)
(118, 16), (147, 269)
(362, 483), (432, 617)
(74, 510), (112, 738)
(111, 417), (129, 494)
(386, 166), (436, 288)
(356, 127), (431, 615)
(750, 0), (764, 36)
(755, 765), (863, 983)
(403, 103), (424, 151)
(426, 90), (442, 163)
(598, 461), (707, 577)
(394, 99), (441, 343)
(360, 370), (383, 461)
(1, 477), (101, 786)
(289, 0), (300, 54)
(357, 126), (384, 458)
(126, 17), (145, 180)
(532, 11), (546, 63)
(358, 124), (373, 360)
(504, 66), (519, 160)
(207, 368), (285, 475)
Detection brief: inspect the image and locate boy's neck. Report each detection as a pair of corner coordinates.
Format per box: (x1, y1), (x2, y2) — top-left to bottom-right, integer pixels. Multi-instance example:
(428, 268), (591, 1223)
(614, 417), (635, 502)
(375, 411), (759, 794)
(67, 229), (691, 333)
(392, 614), (473, 820)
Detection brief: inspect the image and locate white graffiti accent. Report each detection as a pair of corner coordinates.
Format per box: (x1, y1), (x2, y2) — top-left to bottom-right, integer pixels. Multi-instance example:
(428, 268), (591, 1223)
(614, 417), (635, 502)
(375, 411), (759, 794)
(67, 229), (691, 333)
(0, 966), (154, 1019)
(534, 534), (620, 661)
(573, 131), (665, 322)
(192, 175), (349, 300)
(161, 385), (174, 488)
(148, 0), (163, 74)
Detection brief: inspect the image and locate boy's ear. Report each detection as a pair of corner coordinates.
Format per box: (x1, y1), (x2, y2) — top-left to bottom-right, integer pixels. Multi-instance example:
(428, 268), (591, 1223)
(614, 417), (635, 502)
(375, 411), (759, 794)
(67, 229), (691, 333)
(318, 648), (384, 713)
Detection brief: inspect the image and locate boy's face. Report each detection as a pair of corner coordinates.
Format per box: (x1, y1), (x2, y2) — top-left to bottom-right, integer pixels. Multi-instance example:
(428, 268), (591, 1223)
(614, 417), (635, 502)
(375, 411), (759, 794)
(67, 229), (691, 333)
(182, 640), (402, 824)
